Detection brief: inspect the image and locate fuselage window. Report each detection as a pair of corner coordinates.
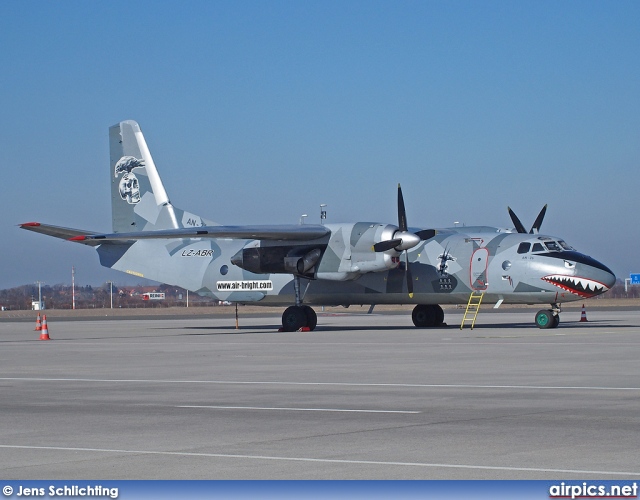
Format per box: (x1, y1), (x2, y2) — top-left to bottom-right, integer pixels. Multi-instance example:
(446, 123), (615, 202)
(532, 243), (545, 252)
(517, 242), (531, 254)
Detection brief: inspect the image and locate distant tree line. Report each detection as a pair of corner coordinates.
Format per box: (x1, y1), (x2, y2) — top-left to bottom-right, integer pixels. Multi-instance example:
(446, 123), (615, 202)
(606, 281), (640, 299)
(0, 283), (220, 310)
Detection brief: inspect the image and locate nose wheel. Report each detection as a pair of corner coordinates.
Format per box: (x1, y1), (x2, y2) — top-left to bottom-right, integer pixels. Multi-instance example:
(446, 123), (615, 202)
(535, 304), (561, 329)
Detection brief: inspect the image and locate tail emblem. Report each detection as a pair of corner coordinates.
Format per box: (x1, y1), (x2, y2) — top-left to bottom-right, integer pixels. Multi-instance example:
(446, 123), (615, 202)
(114, 156), (145, 204)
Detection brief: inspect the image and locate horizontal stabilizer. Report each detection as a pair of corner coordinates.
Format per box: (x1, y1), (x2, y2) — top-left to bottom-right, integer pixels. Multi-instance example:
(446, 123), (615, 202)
(60, 224), (331, 243)
(19, 223), (103, 247)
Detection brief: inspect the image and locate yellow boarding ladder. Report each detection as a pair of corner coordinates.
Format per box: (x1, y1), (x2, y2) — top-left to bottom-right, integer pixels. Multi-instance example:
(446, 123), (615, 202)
(460, 291), (485, 330)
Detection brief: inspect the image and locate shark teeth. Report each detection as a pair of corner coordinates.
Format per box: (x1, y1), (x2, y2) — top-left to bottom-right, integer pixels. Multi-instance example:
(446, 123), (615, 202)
(542, 274), (610, 298)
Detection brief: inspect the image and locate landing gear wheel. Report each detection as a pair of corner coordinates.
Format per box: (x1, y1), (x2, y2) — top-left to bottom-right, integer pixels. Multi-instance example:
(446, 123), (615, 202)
(302, 305), (317, 331)
(412, 304), (444, 328)
(535, 309), (557, 329)
(282, 306), (307, 332)
(434, 305), (445, 326)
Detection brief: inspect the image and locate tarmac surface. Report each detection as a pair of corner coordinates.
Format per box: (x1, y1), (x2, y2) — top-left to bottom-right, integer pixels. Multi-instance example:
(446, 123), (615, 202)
(1, 306), (640, 479)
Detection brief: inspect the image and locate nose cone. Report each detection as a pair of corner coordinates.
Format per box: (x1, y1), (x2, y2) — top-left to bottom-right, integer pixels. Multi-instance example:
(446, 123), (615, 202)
(541, 251), (616, 299)
(600, 265), (617, 291)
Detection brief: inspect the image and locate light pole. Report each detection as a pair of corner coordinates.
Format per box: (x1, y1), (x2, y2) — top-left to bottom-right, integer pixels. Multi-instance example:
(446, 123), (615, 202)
(35, 281), (44, 310)
(106, 281), (113, 309)
(320, 204), (327, 225)
(71, 266), (76, 310)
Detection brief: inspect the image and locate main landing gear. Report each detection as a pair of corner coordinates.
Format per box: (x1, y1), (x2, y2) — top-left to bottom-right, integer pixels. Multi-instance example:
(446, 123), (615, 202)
(281, 305), (317, 332)
(535, 303), (561, 329)
(411, 304), (445, 328)
(280, 275), (317, 332)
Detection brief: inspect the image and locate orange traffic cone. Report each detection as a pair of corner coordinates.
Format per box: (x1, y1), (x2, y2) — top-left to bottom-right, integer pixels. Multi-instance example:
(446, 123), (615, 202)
(34, 313), (42, 331)
(580, 304), (588, 322)
(39, 314), (51, 340)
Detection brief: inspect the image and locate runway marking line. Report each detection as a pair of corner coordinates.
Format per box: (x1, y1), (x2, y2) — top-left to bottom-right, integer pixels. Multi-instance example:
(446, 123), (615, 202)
(0, 444), (638, 477)
(1, 377), (640, 391)
(177, 405), (420, 414)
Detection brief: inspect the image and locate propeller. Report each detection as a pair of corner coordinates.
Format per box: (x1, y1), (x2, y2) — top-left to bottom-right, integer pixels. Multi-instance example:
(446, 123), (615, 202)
(372, 184), (436, 297)
(508, 204), (548, 234)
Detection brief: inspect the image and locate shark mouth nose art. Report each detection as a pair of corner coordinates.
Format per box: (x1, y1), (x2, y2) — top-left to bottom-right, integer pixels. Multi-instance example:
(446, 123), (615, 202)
(542, 275), (610, 298)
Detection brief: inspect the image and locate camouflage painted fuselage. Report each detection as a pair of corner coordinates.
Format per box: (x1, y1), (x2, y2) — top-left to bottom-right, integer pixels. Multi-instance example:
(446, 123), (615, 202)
(99, 217), (615, 308)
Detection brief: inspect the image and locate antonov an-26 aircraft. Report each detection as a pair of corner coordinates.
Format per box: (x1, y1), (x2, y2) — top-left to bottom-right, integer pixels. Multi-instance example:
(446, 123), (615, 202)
(21, 120), (616, 331)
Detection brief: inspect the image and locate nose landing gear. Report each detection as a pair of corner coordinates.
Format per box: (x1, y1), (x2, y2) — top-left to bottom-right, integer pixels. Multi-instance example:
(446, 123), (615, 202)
(535, 303), (561, 329)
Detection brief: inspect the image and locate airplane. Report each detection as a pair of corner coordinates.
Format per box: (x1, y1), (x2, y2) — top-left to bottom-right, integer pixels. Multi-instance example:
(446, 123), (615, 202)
(20, 120), (616, 331)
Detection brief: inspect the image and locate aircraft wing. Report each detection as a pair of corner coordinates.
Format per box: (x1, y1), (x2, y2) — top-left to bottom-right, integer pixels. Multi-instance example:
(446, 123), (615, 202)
(21, 223), (331, 244)
(19, 222), (104, 247)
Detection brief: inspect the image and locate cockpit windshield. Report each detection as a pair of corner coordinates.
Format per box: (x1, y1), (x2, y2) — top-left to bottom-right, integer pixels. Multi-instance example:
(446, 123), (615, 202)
(544, 241), (562, 252)
(518, 238), (575, 254)
(558, 240), (573, 250)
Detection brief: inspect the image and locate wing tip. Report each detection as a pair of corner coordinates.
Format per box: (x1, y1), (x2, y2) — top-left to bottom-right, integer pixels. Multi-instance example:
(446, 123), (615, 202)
(20, 222), (41, 227)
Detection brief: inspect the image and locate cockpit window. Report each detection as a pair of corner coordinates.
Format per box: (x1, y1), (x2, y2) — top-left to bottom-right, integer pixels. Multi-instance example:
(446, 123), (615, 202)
(518, 239), (571, 254)
(558, 240), (572, 250)
(545, 241), (562, 252)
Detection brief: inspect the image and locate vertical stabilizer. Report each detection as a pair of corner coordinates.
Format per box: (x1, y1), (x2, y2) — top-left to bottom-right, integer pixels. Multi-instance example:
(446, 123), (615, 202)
(110, 120), (179, 232)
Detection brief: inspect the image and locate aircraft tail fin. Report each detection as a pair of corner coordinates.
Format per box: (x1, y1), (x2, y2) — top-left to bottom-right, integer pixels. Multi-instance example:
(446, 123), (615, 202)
(110, 120), (190, 233)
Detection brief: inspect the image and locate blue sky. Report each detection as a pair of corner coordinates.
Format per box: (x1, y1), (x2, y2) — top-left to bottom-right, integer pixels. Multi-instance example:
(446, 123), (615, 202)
(1, 0), (638, 289)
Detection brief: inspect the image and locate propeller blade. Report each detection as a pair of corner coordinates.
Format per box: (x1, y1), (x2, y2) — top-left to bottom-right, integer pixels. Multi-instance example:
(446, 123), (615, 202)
(372, 239), (403, 252)
(397, 184), (408, 232)
(507, 206), (527, 234)
(374, 185), (428, 253)
(415, 229), (437, 240)
(405, 250), (414, 298)
(529, 204), (547, 234)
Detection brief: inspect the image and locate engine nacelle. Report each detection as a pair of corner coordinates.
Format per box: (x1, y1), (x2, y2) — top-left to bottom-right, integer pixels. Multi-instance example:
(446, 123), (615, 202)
(284, 248), (323, 274)
(316, 223), (402, 280)
(350, 253), (400, 273)
(349, 223), (402, 272)
(231, 243), (323, 277)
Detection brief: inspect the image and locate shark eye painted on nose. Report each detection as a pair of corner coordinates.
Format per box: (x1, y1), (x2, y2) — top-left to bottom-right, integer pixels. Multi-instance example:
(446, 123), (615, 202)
(564, 260), (576, 269)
